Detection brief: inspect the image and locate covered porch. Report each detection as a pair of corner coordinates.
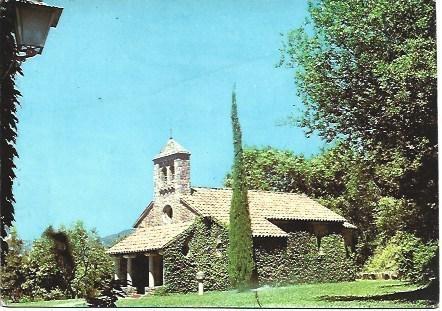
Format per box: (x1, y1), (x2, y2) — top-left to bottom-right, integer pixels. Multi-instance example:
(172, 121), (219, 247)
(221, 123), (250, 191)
(106, 222), (193, 294)
(113, 252), (164, 294)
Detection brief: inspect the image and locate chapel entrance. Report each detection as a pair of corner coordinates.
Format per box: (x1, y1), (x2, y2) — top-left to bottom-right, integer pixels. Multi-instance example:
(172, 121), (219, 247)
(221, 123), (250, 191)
(130, 254), (164, 294)
(148, 255), (164, 287)
(153, 255), (164, 286)
(133, 255), (149, 294)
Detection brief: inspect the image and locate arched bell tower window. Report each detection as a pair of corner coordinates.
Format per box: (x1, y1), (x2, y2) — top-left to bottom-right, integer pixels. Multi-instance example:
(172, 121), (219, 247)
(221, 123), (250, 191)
(161, 167), (167, 184)
(169, 164), (175, 183)
(162, 205), (173, 224)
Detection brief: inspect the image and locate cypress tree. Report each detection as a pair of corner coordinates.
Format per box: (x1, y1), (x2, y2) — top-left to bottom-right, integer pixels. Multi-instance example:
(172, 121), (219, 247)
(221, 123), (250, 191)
(228, 88), (254, 290)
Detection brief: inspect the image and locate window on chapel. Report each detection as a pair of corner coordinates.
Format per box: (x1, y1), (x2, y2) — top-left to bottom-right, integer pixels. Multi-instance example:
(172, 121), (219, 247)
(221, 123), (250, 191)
(162, 205), (173, 224)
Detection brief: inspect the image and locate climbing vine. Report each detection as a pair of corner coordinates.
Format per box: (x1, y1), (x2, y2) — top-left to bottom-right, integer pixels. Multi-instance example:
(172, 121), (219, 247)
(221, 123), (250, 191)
(254, 232), (357, 286)
(163, 218), (356, 293)
(0, 4), (23, 265)
(163, 218), (230, 293)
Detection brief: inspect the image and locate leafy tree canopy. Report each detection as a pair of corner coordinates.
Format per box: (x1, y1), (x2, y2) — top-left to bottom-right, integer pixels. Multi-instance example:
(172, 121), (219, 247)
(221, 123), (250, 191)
(0, 228), (26, 302)
(225, 143), (434, 266)
(280, 0), (437, 241)
(0, 222), (113, 302)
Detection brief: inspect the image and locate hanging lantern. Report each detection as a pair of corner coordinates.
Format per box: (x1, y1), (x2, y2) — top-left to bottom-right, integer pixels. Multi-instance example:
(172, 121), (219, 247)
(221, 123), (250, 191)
(13, 0), (63, 55)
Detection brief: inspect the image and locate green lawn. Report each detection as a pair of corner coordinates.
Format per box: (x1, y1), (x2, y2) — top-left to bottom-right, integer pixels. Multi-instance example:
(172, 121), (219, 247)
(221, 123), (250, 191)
(8, 280), (437, 308)
(8, 298), (86, 307)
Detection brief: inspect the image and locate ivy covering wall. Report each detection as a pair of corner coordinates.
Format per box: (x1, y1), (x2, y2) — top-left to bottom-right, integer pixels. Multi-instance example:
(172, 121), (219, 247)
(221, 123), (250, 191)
(163, 218), (230, 293)
(254, 232), (357, 286)
(163, 218), (356, 293)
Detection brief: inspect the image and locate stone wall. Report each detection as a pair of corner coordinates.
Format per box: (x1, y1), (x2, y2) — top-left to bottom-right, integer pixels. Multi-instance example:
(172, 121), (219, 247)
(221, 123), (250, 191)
(162, 218), (357, 293)
(137, 196), (197, 228)
(153, 154), (191, 198)
(254, 232), (357, 286)
(136, 152), (195, 228)
(163, 218), (230, 293)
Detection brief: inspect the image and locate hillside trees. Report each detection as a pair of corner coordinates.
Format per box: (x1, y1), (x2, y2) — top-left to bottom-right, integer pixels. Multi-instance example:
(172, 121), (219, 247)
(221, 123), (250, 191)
(224, 143), (436, 279)
(225, 145), (379, 264)
(0, 228), (26, 302)
(0, 223), (113, 302)
(228, 89), (254, 290)
(281, 0), (437, 241)
(68, 222), (113, 298)
(22, 228), (68, 300)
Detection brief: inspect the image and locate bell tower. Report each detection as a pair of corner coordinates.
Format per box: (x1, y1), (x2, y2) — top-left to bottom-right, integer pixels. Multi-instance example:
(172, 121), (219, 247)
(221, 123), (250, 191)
(153, 138), (191, 198)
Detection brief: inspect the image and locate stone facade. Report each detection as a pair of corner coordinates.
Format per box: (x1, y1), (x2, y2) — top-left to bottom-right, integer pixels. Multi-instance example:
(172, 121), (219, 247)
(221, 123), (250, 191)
(137, 197), (197, 228)
(162, 218), (356, 293)
(163, 218), (230, 293)
(136, 143), (196, 228)
(108, 138), (358, 294)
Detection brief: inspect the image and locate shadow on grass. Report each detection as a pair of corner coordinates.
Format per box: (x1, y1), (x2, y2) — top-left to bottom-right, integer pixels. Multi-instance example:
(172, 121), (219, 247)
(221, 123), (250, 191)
(379, 283), (413, 289)
(320, 279), (439, 306)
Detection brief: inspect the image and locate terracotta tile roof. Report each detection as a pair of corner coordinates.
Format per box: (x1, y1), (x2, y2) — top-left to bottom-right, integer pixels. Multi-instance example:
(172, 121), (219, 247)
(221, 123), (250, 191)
(108, 187), (356, 255)
(106, 221), (193, 255)
(181, 187), (351, 237)
(153, 138), (190, 160)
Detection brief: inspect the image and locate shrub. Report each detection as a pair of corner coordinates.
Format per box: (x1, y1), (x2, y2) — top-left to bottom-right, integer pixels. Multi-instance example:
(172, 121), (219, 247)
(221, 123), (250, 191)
(152, 286), (169, 296)
(365, 231), (438, 284)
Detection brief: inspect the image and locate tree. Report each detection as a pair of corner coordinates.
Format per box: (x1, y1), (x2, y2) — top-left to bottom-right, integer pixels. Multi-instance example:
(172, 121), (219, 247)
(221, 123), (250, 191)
(227, 88), (254, 290)
(225, 144), (379, 265)
(0, 4), (22, 266)
(44, 226), (76, 297)
(225, 148), (309, 193)
(68, 221), (113, 298)
(0, 227), (26, 302)
(281, 0), (437, 241)
(21, 223), (113, 301)
(22, 228), (67, 300)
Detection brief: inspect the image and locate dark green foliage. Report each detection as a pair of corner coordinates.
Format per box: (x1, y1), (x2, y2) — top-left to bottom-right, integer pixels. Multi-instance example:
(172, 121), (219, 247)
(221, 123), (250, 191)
(225, 148), (309, 193)
(0, 4), (23, 266)
(228, 89), (254, 290)
(279, 0), (438, 282)
(281, 0), (437, 242)
(163, 218), (355, 293)
(163, 218), (230, 293)
(4, 223), (113, 302)
(0, 228), (26, 302)
(225, 145), (378, 265)
(44, 227), (75, 296)
(22, 230), (67, 301)
(67, 221), (114, 298)
(254, 232), (356, 286)
(86, 279), (126, 308)
(365, 232), (438, 285)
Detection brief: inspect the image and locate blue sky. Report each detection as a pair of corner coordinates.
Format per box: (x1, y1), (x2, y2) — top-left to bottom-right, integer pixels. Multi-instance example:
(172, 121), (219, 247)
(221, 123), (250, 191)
(14, 0), (328, 241)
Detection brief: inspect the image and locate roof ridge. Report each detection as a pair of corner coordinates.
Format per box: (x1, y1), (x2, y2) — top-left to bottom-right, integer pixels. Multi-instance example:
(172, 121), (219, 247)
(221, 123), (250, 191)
(154, 138), (190, 160)
(191, 186), (308, 196)
(192, 186), (231, 191)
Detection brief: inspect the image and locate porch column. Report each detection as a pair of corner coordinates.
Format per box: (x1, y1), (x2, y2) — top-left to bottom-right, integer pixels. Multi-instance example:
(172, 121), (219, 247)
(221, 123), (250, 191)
(124, 255), (136, 286)
(113, 257), (120, 280)
(148, 255), (155, 288)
